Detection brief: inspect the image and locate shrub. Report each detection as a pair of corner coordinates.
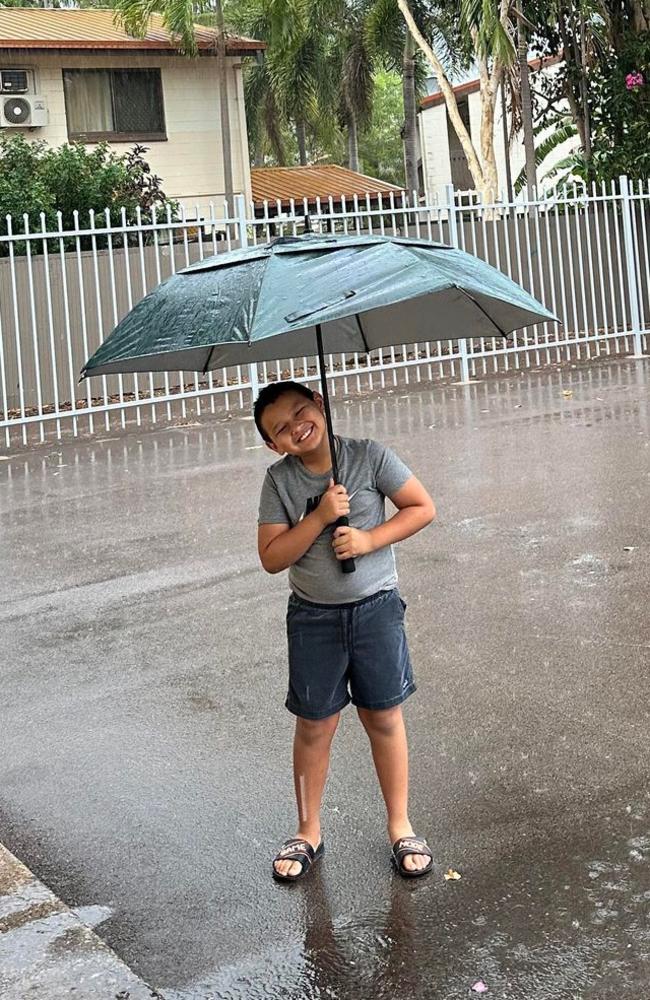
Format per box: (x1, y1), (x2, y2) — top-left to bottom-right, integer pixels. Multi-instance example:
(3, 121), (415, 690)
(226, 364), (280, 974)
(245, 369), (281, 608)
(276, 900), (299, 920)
(0, 135), (176, 252)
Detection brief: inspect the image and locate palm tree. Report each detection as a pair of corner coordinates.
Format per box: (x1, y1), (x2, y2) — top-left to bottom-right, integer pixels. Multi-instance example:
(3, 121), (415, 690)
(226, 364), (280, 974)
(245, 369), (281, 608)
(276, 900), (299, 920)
(366, 0), (438, 197)
(338, 12), (375, 172)
(226, 0), (334, 167)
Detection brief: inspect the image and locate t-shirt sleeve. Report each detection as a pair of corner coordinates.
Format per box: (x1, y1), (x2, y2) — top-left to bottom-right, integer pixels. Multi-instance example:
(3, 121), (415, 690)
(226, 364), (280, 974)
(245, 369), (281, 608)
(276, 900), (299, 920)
(368, 440), (413, 498)
(258, 469), (290, 525)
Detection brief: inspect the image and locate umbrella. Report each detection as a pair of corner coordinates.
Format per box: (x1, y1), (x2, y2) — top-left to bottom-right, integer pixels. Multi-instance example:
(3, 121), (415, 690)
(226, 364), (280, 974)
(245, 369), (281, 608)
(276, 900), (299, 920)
(80, 233), (557, 573)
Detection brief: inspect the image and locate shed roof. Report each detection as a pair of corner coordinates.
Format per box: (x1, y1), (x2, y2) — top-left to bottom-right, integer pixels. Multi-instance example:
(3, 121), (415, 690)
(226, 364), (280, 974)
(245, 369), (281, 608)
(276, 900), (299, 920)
(0, 9), (264, 55)
(251, 165), (402, 208)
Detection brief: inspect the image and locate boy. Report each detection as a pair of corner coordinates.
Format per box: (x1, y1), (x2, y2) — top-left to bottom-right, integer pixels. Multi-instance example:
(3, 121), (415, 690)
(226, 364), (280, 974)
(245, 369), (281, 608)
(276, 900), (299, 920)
(255, 381), (435, 881)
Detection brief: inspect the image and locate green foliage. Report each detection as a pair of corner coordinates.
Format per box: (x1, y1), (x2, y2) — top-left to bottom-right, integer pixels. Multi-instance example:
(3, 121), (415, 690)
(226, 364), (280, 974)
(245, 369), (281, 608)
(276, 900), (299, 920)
(532, 5), (650, 185)
(586, 30), (650, 181)
(513, 114), (578, 192)
(357, 70), (406, 184)
(0, 135), (175, 252)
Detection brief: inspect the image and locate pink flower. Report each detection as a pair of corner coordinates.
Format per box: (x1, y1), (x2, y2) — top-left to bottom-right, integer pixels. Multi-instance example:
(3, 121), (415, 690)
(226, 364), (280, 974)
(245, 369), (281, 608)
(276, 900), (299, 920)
(626, 71), (644, 90)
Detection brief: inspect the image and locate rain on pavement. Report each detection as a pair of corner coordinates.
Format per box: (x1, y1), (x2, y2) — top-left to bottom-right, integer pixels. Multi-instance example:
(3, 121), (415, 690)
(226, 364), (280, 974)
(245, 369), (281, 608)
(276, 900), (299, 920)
(1, 358), (649, 999)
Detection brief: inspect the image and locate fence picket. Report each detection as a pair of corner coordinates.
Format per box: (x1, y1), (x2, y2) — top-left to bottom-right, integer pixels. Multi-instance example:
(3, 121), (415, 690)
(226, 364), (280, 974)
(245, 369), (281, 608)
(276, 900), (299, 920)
(0, 179), (647, 447)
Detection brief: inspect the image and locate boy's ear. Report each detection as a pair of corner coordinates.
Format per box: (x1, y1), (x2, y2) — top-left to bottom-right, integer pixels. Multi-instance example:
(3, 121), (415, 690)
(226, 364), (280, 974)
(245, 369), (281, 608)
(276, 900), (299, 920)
(265, 440), (282, 455)
(312, 391), (325, 413)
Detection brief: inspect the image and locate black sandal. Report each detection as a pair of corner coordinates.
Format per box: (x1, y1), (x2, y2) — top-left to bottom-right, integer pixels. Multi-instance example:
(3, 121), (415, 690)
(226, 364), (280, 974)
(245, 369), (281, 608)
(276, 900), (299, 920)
(272, 837), (325, 882)
(391, 836), (433, 878)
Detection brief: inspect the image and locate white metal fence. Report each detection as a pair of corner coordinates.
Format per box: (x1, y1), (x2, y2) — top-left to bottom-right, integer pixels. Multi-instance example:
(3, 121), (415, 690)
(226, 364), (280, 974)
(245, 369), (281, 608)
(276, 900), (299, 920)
(1, 177), (648, 449)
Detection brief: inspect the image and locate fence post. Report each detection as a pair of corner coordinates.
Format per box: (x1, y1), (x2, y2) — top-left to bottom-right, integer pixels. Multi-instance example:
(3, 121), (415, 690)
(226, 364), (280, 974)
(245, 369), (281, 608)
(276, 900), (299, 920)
(619, 175), (647, 358)
(234, 193), (261, 401)
(445, 184), (471, 382)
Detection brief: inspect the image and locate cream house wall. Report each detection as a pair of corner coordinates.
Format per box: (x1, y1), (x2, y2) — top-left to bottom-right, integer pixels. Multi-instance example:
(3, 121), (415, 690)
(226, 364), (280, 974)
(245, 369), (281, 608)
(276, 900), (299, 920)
(418, 99), (451, 201)
(0, 50), (252, 215)
(419, 63), (578, 201)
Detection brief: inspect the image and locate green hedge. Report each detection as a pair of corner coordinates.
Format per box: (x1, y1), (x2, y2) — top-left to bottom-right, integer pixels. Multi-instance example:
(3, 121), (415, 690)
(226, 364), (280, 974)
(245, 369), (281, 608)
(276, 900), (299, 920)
(0, 135), (176, 253)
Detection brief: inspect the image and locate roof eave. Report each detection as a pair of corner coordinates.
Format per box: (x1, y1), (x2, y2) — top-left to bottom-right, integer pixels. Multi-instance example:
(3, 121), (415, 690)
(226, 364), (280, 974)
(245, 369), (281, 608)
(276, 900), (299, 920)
(0, 38), (266, 54)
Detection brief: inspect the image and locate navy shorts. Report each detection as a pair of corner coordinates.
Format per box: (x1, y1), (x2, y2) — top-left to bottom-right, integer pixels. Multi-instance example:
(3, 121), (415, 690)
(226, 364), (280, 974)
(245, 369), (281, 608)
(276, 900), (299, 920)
(285, 588), (416, 720)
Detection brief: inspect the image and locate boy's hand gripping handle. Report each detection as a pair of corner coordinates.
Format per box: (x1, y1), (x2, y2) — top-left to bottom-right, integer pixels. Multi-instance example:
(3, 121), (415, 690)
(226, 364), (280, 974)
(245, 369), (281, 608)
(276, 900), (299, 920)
(335, 516), (356, 574)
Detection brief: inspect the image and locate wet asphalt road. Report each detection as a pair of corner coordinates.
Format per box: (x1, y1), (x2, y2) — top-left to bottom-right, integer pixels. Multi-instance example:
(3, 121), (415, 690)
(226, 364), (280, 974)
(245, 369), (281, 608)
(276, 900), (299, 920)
(1, 358), (649, 999)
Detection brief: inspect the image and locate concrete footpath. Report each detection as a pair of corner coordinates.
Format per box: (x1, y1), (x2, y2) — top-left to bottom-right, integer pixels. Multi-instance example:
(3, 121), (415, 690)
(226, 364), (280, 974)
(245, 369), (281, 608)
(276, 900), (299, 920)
(0, 844), (162, 999)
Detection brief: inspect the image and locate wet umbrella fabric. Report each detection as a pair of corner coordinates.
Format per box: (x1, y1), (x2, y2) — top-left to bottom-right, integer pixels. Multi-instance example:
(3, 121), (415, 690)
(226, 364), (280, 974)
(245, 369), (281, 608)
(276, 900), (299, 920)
(80, 233), (557, 574)
(79, 234), (556, 379)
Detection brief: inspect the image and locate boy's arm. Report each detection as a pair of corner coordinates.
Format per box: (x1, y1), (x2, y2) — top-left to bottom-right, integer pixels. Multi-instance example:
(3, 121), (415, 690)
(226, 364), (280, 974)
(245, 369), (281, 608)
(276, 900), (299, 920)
(331, 476), (435, 561)
(258, 481), (350, 574)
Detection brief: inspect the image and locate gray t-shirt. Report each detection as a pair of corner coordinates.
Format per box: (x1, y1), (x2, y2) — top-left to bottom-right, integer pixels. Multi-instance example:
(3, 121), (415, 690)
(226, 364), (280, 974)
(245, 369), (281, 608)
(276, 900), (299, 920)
(258, 437), (412, 604)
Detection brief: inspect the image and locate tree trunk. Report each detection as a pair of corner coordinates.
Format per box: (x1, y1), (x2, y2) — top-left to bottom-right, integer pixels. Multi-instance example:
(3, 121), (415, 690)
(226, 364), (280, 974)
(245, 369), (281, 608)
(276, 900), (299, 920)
(402, 33), (419, 199)
(578, 13), (592, 168)
(476, 47), (504, 204)
(500, 82), (514, 202)
(215, 0), (234, 208)
(479, 86), (500, 203)
(296, 119), (308, 165)
(517, 0), (537, 197)
(558, 16), (588, 154)
(347, 115), (359, 173)
(396, 0), (485, 192)
(631, 0), (650, 32)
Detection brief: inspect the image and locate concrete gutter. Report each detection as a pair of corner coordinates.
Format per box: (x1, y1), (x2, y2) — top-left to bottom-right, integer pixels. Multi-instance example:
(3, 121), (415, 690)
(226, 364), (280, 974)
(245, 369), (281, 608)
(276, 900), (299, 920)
(0, 843), (164, 1000)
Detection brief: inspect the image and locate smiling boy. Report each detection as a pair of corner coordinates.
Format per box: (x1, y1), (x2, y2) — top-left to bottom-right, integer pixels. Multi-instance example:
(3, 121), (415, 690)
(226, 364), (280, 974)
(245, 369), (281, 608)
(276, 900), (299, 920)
(255, 381), (435, 881)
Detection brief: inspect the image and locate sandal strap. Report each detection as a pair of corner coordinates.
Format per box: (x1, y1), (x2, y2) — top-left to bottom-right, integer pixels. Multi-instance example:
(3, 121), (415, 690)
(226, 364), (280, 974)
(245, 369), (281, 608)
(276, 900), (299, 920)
(392, 836), (433, 864)
(274, 838), (316, 866)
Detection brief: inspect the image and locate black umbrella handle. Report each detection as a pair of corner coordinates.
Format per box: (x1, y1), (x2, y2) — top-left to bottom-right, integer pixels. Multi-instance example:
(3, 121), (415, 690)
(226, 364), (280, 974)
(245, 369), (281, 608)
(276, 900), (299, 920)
(315, 324), (355, 575)
(335, 516), (356, 574)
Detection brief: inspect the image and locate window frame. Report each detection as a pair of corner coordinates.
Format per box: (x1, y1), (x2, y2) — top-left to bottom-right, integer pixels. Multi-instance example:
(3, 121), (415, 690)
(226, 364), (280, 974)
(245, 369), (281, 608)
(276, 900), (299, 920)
(62, 67), (167, 143)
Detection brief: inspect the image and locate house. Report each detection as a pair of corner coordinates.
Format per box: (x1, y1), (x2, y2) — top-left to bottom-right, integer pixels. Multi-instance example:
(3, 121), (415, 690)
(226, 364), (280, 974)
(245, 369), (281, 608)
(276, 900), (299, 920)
(250, 164), (403, 225)
(0, 8), (265, 214)
(418, 56), (579, 201)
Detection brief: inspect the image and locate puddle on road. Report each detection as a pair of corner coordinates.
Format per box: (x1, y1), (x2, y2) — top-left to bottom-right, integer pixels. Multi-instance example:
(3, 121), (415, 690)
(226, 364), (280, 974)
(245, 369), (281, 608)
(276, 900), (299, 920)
(160, 795), (650, 1000)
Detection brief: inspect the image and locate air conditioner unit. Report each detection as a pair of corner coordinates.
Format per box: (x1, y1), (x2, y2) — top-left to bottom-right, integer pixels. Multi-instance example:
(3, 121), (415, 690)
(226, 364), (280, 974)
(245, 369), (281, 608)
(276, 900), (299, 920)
(1, 95), (48, 128)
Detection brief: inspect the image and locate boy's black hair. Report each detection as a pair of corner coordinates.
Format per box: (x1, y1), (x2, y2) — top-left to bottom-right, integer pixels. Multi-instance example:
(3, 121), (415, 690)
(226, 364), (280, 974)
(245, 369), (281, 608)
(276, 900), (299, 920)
(254, 380), (315, 442)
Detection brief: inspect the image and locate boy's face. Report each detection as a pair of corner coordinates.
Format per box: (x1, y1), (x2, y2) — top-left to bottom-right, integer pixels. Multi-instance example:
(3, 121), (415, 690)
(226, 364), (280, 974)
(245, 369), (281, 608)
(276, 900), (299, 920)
(261, 390), (328, 457)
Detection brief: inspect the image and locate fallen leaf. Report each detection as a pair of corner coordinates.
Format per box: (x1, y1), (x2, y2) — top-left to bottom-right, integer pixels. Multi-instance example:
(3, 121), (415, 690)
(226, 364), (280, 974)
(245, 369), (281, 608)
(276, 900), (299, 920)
(471, 982), (488, 994)
(444, 868), (462, 881)
(562, 389), (573, 398)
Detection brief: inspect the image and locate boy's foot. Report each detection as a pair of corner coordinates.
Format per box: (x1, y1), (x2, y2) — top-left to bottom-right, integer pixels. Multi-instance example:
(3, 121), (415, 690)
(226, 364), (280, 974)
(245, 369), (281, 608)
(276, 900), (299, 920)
(388, 823), (432, 874)
(273, 832), (322, 879)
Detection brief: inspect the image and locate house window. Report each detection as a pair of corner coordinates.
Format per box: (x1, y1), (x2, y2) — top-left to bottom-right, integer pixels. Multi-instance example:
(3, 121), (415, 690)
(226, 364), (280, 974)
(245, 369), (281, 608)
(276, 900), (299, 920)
(63, 69), (166, 142)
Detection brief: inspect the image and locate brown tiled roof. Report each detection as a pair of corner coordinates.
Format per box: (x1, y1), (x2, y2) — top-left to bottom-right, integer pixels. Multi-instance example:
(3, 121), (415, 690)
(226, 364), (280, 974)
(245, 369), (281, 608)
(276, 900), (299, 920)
(0, 9), (265, 54)
(420, 55), (561, 109)
(251, 165), (402, 207)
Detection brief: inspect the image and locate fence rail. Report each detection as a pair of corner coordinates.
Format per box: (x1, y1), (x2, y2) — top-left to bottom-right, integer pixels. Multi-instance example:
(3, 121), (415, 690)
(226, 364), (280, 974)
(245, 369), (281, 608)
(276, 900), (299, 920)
(1, 177), (648, 449)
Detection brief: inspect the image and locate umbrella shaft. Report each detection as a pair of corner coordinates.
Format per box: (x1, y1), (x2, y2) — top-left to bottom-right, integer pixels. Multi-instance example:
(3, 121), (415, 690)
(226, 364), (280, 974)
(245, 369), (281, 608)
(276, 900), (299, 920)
(315, 324), (340, 484)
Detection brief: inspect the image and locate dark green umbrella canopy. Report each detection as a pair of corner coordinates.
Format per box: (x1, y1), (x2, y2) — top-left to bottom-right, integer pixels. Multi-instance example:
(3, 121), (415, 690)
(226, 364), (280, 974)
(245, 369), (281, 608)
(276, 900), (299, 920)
(80, 233), (557, 577)
(80, 234), (557, 379)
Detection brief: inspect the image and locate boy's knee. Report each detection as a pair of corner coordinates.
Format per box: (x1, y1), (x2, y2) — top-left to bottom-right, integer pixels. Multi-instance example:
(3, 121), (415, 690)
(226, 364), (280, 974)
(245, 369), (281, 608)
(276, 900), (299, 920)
(296, 712), (340, 744)
(357, 704), (403, 736)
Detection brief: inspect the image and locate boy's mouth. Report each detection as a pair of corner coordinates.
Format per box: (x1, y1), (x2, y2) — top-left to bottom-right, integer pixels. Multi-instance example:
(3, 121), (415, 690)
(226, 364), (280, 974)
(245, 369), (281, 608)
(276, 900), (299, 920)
(294, 424), (314, 445)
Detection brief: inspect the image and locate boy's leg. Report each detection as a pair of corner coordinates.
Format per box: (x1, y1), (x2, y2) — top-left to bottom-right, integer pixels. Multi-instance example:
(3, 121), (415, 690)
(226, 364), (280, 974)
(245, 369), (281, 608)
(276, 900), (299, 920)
(274, 711), (340, 878)
(357, 705), (429, 873)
